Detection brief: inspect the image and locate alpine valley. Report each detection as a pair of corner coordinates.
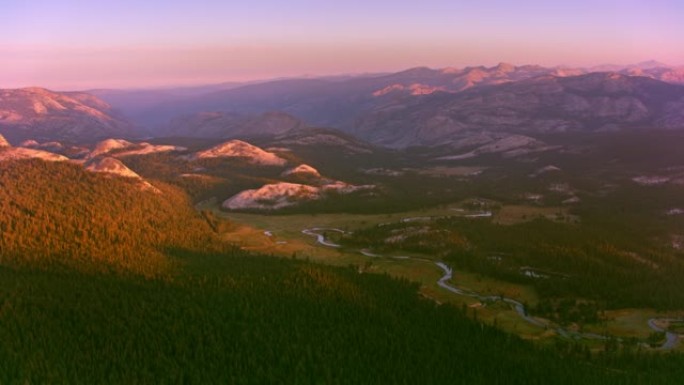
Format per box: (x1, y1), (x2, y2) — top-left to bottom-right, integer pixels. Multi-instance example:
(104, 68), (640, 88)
(3, 62), (684, 383)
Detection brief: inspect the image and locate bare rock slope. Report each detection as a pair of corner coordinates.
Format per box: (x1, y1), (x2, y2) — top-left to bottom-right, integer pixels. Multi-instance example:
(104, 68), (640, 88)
(192, 140), (287, 166)
(90, 138), (185, 158)
(223, 181), (374, 210)
(0, 134), (70, 162)
(84, 156), (158, 191)
(223, 182), (319, 210)
(0, 146), (69, 162)
(0, 87), (135, 141)
(355, 73), (684, 147)
(281, 164), (321, 178)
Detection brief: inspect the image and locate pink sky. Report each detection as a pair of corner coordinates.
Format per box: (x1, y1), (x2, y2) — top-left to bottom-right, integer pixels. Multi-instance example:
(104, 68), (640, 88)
(4, 42), (681, 90)
(2, 0), (683, 90)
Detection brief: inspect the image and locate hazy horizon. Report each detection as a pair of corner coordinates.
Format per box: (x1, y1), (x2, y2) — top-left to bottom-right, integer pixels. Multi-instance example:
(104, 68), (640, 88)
(3, 0), (683, 89)
(4, 59), (682, 92)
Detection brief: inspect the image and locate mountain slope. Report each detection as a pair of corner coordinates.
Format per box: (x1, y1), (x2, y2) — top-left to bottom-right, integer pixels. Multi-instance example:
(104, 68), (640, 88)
(114, 64), (568, 130)
(0, 160), (216, 275)
(0, 147), (69, 162)
(167, 111), (306, 138)
(93, 63), (684, 145)
(85, 156), (142, 178)
(354, 73), (684, 147)
(266, 127), (376, 154)
(0, 135), (70, 162)
(89, 138), (185, 158)
(0, 88), (136, 142)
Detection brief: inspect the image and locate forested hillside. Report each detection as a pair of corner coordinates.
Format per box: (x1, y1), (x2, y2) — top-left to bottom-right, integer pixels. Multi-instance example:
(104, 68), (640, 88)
(0, 160), (219, 276)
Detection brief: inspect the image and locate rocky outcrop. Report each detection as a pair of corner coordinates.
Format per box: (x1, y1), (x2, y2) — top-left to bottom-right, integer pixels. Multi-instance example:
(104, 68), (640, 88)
(89, 138), (186, 158)
(0, 147), (69, 162)
(281, 164), (321, 178)
(192, 140), (287, 166)
(84, 157), (142, 179)
(223, 182), (320, 210)
(223, 181), (374, 210)
(0, 135), (70, 162)
(84, 156), (158, 191)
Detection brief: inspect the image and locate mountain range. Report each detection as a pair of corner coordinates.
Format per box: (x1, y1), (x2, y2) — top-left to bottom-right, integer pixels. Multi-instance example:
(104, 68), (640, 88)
(2, 61), (684, 147)
(355, 72), (684, 146)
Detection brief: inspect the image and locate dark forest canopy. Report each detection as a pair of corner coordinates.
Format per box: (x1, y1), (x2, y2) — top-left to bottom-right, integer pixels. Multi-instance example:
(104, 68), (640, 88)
(1, 160), (683, 383)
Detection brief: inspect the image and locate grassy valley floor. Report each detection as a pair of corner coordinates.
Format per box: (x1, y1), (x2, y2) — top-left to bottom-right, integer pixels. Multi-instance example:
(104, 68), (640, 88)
(204, 201), (684, 352)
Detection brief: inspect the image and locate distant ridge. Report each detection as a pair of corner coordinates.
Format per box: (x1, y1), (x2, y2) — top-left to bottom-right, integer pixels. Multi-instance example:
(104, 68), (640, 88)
(0, 87), (136, 142)
(5, 62), (684, 148)
(354, 72), (684, 146)
(94, 62), (684, 148)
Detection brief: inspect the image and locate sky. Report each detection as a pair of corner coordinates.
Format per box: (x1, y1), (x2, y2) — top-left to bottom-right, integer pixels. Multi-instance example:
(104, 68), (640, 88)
(1, 0), (683, 89)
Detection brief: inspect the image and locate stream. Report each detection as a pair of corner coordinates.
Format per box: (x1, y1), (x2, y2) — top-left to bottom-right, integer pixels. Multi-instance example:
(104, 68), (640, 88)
(300, 227), (679, 350)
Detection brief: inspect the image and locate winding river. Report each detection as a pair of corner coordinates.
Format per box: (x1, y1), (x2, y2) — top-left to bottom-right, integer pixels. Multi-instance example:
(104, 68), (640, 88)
(300, 227), (679, 350)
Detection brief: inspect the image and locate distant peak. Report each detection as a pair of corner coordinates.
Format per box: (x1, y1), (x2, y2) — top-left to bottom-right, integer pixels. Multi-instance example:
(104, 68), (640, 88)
(397, 66), (436, 76)
(441, 67), (462, 74)
(633, 60), (669, 69)
(494, 62), (516, 72)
